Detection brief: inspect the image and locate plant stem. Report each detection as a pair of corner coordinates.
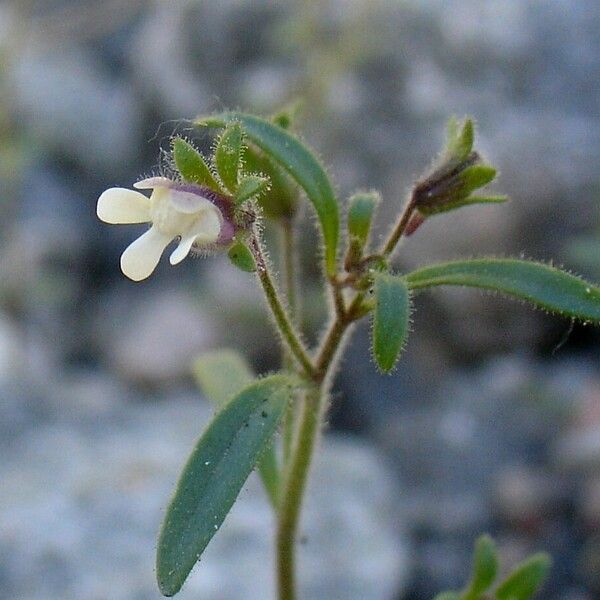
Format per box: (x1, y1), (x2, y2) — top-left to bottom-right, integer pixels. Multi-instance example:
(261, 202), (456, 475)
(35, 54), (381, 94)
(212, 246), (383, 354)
(281, 219), (300, 464)
(282, 218), (299, 317)
(276, 386), (322, 600)
(250, 230), (315, 378)
(381, 191), (417, 257)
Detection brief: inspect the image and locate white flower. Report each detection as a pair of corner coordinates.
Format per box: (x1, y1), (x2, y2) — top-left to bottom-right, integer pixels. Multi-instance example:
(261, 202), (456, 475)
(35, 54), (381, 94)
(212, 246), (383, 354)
(97, 177), (233, 281)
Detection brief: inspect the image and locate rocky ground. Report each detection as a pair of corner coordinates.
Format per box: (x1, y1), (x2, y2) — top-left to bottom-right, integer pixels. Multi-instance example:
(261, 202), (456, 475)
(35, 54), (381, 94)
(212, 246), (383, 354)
(1, 1), (599, 598)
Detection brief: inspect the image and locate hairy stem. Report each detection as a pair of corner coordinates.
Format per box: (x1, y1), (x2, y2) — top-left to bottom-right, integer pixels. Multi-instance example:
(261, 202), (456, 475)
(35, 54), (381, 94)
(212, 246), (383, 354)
(276, 387), (322, 600)
(281, 219), (300, 464)
(381, 191), (417, 257)
(250, 230), (315, 378)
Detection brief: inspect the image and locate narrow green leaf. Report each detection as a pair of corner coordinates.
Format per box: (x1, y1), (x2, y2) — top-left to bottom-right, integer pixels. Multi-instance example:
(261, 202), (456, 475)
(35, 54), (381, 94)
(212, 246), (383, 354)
(214, 122), (244, 193)
(462, 534), (498, 599)
(156, 375), (293, 596)
(495, 553), (551, 600)
(171, 138), (219, 190)
(406, 259), (600, 323)
(227, 241), (257, 272)
(193, 349), (253, 406)
(192, 350), (279, 506)
(372, 274), (411, 373)
(235, 174), (270, 204)
(347, 191), (380, 247)
(198, 112), (339, 275)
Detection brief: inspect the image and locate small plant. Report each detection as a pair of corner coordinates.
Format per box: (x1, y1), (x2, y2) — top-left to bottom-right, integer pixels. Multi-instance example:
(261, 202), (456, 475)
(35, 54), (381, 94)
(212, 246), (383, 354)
(97, 111), (600, 599)
(434, 535), (551, 600)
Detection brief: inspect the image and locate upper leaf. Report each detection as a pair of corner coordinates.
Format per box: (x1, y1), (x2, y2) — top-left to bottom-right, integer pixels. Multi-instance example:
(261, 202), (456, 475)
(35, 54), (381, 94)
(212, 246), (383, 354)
(495, 553), (551, 600)
(406, 259), (600, 323)
(156, 374), (294, 596)
(198, 112), (339, 275)
(372, 273), (412, 373)
(171, 138), (220, 191)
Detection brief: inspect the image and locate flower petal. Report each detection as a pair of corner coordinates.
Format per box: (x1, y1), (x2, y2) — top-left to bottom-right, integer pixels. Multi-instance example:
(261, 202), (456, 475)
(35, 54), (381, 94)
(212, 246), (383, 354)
(120, 226), (172, 281)
(169, 233), (198, 265)
(169, 189), (217, 214)
(97, 188), (151, 224)
(190, 207), (222, 244)
(169, 208), (222, 265)
(133, 176), (173, 190)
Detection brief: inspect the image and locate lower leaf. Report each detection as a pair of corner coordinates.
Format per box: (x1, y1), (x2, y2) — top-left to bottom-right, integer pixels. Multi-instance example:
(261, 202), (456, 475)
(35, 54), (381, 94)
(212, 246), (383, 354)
(156, 374), (294, 596)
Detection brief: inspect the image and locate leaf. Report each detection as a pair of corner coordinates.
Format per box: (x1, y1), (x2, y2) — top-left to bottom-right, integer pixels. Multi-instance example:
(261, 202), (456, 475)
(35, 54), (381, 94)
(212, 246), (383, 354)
(495, 553), (551, 600)
(243, 145), (298, 218)
(235, 174), (270, 204)
(198, 112), (339, 275)
(406, 259), (600, 323)
(193, 350), (279, 506)
(171, 138), (220, 190)
(156, 375), (294, 596)
(214, 122), (244, 193)
(347, 191), (380, 247)
(193, 349), (253, 406)
(434, 593), (461, 600)
(372, 274), (412, 372)
(227, 241), (257, 272)
(462, 534), (498, 599)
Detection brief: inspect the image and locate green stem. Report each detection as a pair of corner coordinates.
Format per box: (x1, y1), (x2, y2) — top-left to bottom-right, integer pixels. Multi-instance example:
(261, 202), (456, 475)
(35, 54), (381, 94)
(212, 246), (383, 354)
(381, 191), (417, 257)
(250, 230), (315, 378)
(276, 387), (322, 600)
(281, 219), (300, 465)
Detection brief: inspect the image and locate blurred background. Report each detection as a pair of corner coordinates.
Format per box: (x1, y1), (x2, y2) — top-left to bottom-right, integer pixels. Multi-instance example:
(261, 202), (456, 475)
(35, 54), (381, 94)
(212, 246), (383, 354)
(1, 1), (599, 599)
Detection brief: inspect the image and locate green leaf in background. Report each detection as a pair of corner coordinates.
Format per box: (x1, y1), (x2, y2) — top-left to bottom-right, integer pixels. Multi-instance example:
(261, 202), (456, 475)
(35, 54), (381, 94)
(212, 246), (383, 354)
(347, 191), (380, 248)
(495, 553), (551, 600)
(462, 534), (498, 600)
(235, 174), (270, 204)
(243, 145), (298, 219)
(433, 593), (461, 600)
(214, 122), (244, 193)
(227, 241), (257, 272)
(406, 259), (600, 323)
(372, 274), (412, 373)
(193, 349), (254, 405)
(193, 350), (279, 506)
(171, 137), (220, 191)
(198, 112), (339, 275)
(156, 374), (294, 596)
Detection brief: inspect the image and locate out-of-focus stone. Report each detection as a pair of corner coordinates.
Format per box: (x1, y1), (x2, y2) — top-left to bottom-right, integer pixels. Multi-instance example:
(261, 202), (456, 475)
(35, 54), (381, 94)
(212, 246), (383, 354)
(0, 379), (409, 599)
(105, 291), (217, 385)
